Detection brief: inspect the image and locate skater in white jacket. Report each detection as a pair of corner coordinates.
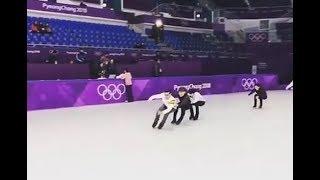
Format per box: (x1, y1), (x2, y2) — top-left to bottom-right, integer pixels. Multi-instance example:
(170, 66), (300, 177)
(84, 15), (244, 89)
(188, 89), (206, 120)
(148, 91), (178, 129)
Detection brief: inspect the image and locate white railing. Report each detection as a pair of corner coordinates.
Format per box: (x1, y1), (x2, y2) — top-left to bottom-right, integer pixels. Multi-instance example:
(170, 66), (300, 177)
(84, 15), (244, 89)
(27, 43), (216, 53)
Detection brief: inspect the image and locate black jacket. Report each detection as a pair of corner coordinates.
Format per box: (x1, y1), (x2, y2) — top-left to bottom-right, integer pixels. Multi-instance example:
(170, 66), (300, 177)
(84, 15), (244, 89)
(89, 60), (100, 79)
(154, 62), (162, 76)
(248, 86), (267, 99)
(107, 63), (117, 75)
(177, 93), (191, 109)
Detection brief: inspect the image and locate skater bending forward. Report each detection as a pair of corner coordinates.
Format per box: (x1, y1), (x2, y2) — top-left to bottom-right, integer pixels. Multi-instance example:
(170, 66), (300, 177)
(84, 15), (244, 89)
(188, 89), (206, 120)
(248, 84), (267, 108)
(148, 91), (178, 129)
(171, 87), (191, 125)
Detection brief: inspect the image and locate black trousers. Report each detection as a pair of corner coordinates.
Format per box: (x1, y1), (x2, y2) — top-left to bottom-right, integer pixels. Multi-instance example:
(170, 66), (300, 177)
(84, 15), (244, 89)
(125, 85), (133, 102)
(254, 94), (264, 108)
(172, 106), (191, 125)
(190, 101), (205, 120)
(152, 105), (176, 129)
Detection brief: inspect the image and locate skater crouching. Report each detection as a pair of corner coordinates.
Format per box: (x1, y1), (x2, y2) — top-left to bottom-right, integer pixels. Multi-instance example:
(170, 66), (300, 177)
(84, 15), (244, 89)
(248, 84), (267, 108)
(171, 87), (192, 125)
(188, 89), (206, 120)
(148, 91), (178, 129)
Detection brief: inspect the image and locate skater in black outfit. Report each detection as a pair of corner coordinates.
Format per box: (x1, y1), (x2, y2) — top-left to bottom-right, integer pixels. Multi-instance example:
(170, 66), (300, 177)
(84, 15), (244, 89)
(148, 91), (178, 129)
(248, 84), (267, 108)
(171, 87), (192, 125)
(188, 89), (206, 120)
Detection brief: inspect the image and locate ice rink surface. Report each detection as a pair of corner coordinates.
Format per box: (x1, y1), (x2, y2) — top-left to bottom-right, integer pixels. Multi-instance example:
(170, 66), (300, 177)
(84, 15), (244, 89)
(27, 90), (293, 180)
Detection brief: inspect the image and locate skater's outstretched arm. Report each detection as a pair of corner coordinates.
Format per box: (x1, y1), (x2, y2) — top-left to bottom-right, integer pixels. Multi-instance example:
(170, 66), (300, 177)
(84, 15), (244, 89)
(116, 74), (125, 79)
(248, 89), (255, 96)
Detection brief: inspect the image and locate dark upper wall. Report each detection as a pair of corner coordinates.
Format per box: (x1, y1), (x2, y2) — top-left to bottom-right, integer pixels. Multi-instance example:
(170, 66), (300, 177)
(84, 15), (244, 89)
(122, 0), (156, 11)
(27, 42), (292, 83)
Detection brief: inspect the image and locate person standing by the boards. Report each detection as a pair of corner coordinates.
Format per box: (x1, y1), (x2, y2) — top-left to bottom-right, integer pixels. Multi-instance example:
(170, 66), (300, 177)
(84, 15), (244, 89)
(116, 68), (134, 102)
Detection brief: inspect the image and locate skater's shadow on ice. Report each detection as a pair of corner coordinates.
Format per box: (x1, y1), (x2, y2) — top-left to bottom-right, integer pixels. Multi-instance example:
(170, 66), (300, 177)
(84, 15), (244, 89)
(162, 126), (175, 131)
(151, 126), (175, 132)
(174, 122), (194, 128)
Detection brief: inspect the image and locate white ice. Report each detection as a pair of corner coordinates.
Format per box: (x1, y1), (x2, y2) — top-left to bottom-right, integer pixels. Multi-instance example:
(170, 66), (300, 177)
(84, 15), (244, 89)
(27, 90), (293, 180)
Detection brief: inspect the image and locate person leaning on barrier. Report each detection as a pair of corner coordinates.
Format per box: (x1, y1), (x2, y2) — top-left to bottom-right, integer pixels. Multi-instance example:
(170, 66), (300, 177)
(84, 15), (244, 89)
(116, 68), (133, 102)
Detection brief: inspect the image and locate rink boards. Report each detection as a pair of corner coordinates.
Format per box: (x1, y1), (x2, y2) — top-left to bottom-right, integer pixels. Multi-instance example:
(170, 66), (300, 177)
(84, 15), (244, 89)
(27, 74), (279, 110)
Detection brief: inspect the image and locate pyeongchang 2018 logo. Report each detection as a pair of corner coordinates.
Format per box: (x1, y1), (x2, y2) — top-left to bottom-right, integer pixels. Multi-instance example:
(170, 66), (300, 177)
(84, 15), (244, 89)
(97, 84), (126, 101)
(241, 78), (258, 90)
(173, 83), (211, 91)
(27, 50), (40, 54)
(42, 3), (87, 13)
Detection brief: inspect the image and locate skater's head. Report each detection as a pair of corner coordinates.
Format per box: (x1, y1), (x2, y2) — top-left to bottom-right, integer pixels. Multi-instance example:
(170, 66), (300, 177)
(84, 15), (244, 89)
(124, 68), (129, 73)
(178, 87), (187, 97)
(254, 83), (261, 90)
(163, 90), (172, 99)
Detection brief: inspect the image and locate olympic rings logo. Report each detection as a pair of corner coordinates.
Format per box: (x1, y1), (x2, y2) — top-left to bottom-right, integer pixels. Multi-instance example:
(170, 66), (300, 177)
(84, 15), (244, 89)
(248, 33), (267, 42)
(241, 78), (258, 90)
(97, 84), (126, 101)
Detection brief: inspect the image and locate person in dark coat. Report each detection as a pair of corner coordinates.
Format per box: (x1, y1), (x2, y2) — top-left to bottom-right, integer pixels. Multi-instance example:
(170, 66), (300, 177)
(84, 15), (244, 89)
(75, 50), (87, 64)
(30, 21), (39, 33)
(98, 55), (109, 78)
(171, 87), (192, 125)
(46, 50), (58, 64)
(107, 59), (118, 75)
(154, 59), (162, 77)
(89, 58), (100, 79)
(248, 83), (267, 108)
